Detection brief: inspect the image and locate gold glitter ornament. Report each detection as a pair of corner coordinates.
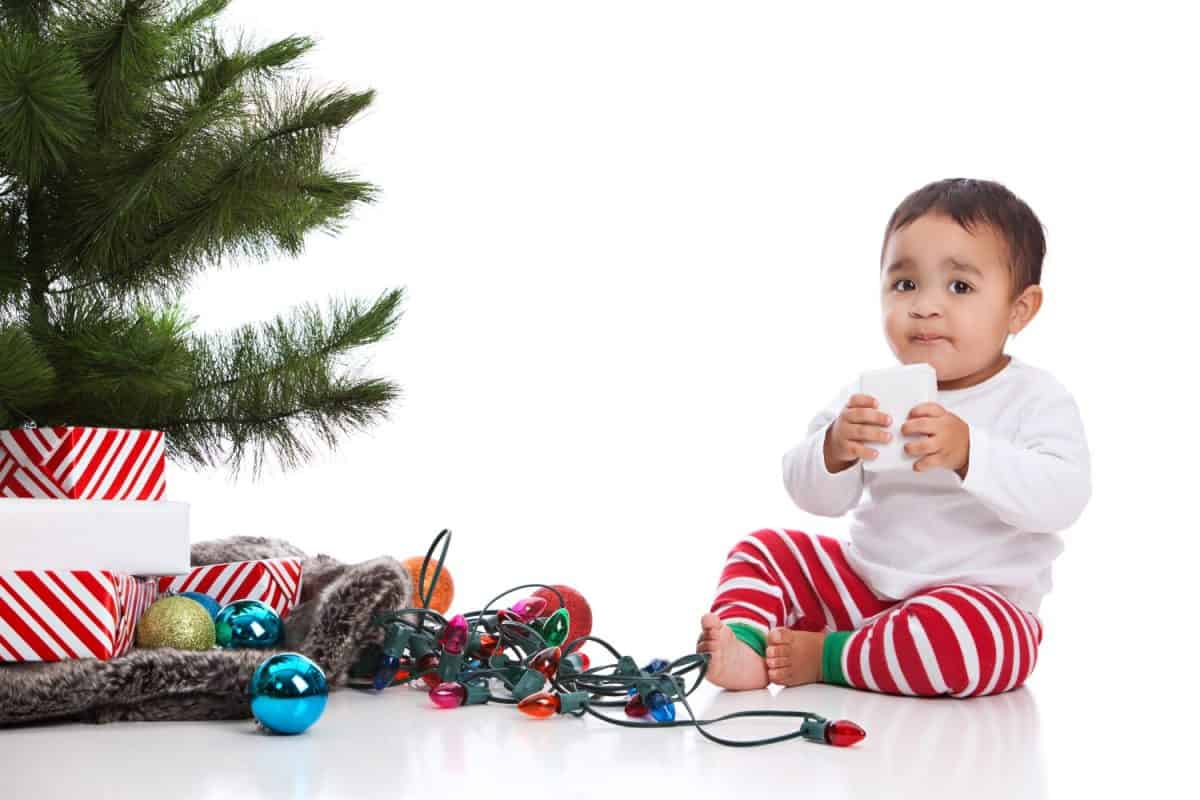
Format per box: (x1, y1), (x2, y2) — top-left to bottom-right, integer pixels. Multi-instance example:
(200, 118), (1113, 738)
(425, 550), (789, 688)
(136, 596), (216, 650)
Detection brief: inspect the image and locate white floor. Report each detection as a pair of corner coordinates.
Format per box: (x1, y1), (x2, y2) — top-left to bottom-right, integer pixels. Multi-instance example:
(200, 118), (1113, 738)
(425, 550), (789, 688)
(2, 662), (1174, 799)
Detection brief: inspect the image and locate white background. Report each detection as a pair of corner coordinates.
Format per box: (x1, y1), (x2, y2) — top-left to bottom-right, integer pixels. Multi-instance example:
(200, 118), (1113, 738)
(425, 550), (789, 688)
(158, 1), (1194, 794)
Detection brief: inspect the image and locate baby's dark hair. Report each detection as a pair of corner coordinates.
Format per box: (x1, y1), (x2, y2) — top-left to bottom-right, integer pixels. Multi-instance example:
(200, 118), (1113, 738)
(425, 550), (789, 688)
(880, 178), (1046, 299)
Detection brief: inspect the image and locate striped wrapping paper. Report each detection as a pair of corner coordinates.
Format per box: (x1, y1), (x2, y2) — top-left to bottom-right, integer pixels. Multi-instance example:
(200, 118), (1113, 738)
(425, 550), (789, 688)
(0, 426), (166, 500)
(0, 570), (157, 662)
(157, 558), (303, 620)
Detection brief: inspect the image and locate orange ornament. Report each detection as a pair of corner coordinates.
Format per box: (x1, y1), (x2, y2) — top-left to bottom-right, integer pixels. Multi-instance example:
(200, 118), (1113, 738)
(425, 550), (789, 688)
(401, 556), (455, 614)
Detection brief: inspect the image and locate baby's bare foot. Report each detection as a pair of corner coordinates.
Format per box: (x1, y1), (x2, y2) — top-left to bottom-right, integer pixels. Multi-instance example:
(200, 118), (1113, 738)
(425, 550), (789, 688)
(696, 613), (768, 690)
(765, 627), (825, 686)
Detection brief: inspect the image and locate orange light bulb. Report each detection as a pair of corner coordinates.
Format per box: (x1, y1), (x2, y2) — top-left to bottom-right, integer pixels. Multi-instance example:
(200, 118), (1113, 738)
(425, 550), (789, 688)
(516, 691), (560, 719)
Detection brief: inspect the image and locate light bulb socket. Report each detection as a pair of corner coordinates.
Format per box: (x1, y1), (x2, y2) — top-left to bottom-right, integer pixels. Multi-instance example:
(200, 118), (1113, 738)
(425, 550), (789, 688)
(511, 669), (547, 701)
(408, 633), (436, 661)
(438, 651), (465, 681)
(382, 624), (412, 658)
(798, 715), (830, 744)
(463, 680), (491, 706)
(615, 656), (640, 677)
(557, 690), (589, 715)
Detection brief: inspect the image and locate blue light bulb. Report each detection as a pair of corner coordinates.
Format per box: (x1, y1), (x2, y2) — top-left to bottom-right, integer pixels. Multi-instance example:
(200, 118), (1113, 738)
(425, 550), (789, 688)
(373, 653), (400, 690)
(649, 695), (676, 722)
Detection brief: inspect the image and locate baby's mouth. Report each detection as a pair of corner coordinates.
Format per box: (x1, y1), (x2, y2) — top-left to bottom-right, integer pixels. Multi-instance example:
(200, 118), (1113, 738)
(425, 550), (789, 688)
(910, 333), (948, 345)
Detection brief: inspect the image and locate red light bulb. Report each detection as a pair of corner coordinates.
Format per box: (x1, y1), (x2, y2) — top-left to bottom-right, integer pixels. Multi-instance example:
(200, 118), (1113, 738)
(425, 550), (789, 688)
(517, 691), (560, 719)
(417, 653), (441, 689)
(825, 719), (866, 747)
(478, 633), (502, 658)
(439, 613), (469, 655)
(624, 695), (648, 717)
(529, 646), (563, 679)
(394, 656), (413, 682)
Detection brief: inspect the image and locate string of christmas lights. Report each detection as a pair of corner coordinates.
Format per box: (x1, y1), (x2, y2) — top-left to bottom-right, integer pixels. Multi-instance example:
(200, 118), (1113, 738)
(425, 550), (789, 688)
(347, 529), (866, 748)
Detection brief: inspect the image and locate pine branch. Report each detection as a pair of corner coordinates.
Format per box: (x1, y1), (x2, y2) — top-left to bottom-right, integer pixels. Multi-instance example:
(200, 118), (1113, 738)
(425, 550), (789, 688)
(0, 323), (55, 428)
(66, 84), (376, 297)
(0, 198), (26, 304)
(193, 289), (402, 394)
(0, 30), (94, 186)
(33, 297), (195, 424)
(161, 376), (397, 476)
(166, 0), (229, 36)
(154, 290), (403, 475)
(67, 44), (335, 290)
(0, 0), (59, 35)
(59, 0), (170, 138)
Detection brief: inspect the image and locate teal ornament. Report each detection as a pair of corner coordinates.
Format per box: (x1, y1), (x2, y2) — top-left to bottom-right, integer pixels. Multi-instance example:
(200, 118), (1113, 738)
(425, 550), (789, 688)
(249, 653), (328, 735)
(179, 592), (221, 620)
(215, 599), (283, 648)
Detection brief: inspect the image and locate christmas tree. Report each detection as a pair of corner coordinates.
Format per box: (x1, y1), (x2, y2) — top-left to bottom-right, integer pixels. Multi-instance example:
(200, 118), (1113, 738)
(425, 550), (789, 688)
(0, 0), (400, 475)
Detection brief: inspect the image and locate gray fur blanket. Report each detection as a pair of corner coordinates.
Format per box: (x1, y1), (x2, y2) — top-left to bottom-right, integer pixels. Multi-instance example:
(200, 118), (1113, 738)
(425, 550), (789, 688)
(0, 536), (412, 726)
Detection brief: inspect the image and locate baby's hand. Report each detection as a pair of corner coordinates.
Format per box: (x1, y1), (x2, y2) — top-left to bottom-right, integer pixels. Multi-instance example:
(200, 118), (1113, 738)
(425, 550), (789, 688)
(901, 403), (971, 478)
(824, 394), (891, 472)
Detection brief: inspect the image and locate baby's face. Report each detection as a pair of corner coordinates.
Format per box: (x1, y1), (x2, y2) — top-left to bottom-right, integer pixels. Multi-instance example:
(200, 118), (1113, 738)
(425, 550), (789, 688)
(879, 213), (1017, 385)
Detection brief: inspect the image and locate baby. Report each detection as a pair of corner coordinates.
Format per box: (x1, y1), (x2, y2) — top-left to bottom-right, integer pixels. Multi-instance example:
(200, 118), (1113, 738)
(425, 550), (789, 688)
(697, 178), (1091, 698)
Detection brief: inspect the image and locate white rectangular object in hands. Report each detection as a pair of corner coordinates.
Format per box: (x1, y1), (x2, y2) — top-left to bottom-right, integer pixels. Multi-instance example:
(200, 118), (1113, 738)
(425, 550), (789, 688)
(858, 363), (938, 472)
(0, 499), (190, 574)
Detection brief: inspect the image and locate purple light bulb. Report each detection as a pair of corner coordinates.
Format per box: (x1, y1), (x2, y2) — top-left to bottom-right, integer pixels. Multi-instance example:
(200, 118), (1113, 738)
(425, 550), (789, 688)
(439, 614), (469, 655)
(510, 596), (547, 623)
(430, 682), (467, 709)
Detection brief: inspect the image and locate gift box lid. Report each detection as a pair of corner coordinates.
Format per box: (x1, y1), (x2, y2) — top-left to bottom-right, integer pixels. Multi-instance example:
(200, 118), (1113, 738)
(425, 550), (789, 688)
(0, 426), (165, 500)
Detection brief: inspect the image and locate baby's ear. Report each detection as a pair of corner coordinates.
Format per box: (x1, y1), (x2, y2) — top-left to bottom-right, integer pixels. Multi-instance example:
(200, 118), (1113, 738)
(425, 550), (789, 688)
(1009, 285), (1043, 334)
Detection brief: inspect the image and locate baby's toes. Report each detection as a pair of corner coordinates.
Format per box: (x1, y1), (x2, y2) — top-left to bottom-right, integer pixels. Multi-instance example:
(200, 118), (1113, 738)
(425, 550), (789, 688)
(766, 627), (792, 646)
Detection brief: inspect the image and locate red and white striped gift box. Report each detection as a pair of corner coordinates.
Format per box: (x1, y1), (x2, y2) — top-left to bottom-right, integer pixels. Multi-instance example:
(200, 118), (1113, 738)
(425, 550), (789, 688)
(0, 570), (157, 662)
(157, 558), (303, 620)
(0, 426), (166, 500)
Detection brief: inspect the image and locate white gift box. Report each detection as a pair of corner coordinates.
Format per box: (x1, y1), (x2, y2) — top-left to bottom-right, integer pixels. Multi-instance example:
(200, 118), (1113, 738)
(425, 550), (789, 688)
(0, 499), (190, 575)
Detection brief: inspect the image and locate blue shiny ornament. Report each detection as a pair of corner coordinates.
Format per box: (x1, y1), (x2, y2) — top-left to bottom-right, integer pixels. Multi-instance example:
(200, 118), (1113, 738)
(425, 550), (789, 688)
(250, 653), (328, 735)
(215, 599), (283, 648)
(179, 592), (221, 620)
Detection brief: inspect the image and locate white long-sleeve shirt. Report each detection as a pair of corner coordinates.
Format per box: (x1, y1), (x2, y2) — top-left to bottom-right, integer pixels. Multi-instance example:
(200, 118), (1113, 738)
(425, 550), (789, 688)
(781, 355), (1091, 614)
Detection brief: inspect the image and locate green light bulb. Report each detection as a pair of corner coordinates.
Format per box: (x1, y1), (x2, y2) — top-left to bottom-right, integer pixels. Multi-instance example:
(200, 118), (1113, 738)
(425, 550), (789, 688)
(542, 608), (570, 647)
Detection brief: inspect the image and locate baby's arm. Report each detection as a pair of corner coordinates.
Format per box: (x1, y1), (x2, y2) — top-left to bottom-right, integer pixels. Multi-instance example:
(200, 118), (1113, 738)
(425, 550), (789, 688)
(782, 381), (865, 517)
(960, 385), (1092, 532)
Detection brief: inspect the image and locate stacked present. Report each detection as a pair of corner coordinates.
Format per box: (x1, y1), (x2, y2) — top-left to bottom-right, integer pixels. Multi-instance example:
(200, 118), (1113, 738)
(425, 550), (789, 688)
(0, 426), (302, 663)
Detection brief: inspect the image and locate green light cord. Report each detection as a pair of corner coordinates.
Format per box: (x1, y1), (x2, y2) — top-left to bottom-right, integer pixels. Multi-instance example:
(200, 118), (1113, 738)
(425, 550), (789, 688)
(358, 529), (839, 747)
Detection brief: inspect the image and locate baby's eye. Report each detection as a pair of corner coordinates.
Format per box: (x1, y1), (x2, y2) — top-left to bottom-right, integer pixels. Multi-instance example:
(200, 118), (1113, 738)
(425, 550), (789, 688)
(892, 278), (916, 292)
(949, 280), (973, 295)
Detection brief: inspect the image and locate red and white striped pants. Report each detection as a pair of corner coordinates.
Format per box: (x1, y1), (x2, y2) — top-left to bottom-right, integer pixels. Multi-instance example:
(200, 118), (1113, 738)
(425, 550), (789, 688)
(709, 528), (1044, 697)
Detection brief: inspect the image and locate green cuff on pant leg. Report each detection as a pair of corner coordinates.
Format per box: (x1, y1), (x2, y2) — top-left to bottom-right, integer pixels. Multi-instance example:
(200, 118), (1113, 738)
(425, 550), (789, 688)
(822, 631), (851, 686)
(725, 622), (766, 657)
